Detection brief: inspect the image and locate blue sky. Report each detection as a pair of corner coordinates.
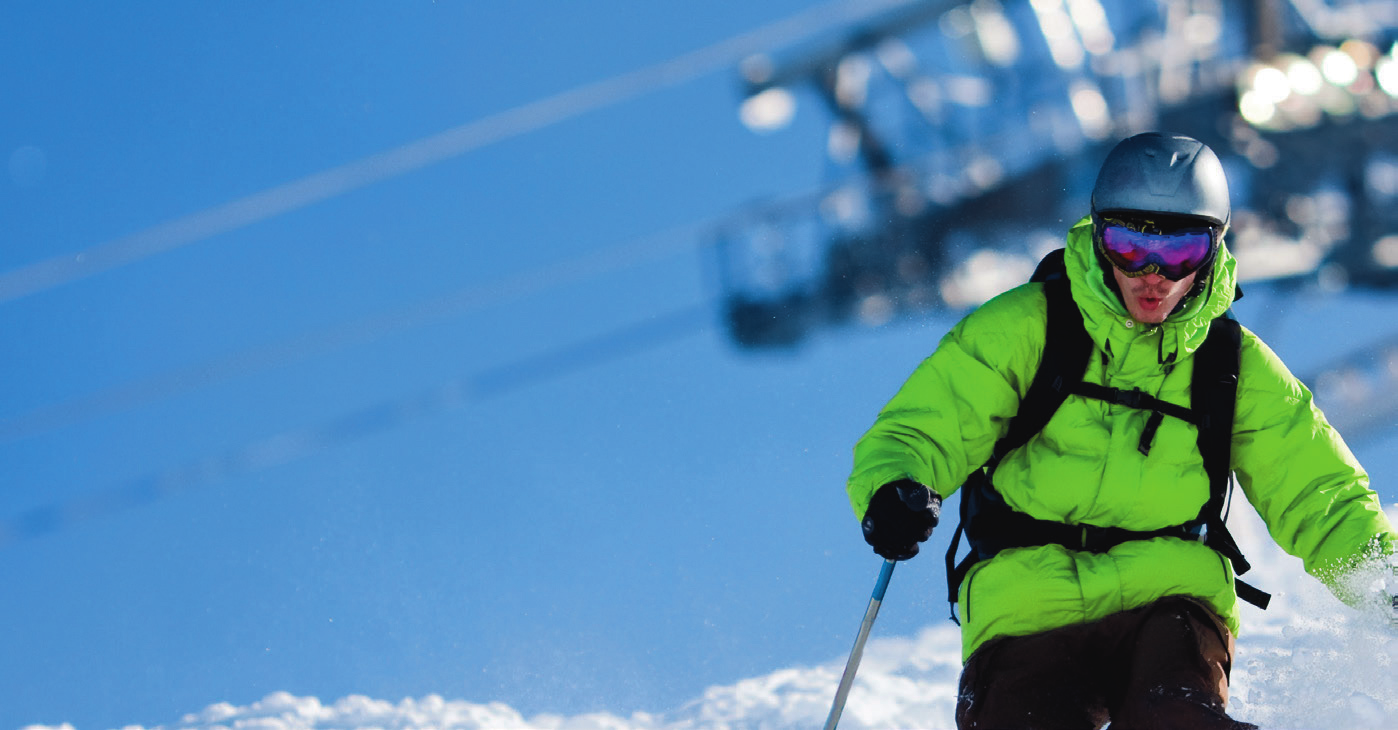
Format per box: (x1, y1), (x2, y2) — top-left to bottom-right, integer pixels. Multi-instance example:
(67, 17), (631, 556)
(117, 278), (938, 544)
(4, 2), (1397, 729)
(0, 2), (945, 727)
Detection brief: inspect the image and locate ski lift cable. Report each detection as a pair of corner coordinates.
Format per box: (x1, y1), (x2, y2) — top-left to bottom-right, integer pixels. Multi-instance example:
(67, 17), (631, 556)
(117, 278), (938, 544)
(0, 0), (918, 306)
(0, 119), (1002, 444)
(0, 121), (924, 444)
(0, 217), (714, 443)
(0, 303), (713, 549)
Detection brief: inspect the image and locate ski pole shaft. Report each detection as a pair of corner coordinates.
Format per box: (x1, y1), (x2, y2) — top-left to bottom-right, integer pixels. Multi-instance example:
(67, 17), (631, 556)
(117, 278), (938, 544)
(824, 559), (896, 730)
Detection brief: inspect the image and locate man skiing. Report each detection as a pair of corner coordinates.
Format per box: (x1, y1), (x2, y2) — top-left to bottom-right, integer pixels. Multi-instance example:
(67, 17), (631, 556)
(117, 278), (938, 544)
(847, 132), (1398, 729)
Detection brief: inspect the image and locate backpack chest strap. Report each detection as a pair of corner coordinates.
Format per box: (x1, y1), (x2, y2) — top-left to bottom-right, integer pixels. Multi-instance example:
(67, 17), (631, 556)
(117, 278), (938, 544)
(1070, 382), (1197, 455)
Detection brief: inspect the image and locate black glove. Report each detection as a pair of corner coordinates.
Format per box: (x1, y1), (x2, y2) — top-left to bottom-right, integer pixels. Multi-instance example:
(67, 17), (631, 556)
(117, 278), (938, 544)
(861, 479), (941, 561)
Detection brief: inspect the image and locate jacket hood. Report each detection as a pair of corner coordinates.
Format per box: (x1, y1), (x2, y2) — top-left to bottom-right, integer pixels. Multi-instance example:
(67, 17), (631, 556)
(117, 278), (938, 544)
(1063, 216), (1238, 362)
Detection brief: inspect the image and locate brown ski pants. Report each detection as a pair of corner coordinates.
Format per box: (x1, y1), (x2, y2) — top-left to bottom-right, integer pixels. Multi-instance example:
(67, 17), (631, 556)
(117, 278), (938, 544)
(955, 596), (1257, 730)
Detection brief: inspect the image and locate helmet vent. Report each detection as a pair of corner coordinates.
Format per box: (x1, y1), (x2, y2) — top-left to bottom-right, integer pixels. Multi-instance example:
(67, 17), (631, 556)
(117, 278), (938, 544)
(1139, 142), (1199, 197)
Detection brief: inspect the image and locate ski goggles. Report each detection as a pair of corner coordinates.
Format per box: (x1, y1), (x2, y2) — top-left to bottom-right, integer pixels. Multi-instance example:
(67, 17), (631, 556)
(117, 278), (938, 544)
(1096, 217), (1217, 281)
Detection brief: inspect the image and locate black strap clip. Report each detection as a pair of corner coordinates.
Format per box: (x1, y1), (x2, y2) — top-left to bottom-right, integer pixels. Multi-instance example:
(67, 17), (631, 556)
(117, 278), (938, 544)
(1114, 387), (1144, 408)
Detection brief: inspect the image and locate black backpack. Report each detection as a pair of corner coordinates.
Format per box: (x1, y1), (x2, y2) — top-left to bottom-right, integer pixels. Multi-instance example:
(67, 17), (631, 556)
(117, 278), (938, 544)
(942, 249), (1269, 624)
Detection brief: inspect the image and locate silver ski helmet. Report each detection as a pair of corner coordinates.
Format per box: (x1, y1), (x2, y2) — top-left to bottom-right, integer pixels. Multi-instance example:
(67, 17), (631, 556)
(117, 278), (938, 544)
(1091, 133), (1230, 228)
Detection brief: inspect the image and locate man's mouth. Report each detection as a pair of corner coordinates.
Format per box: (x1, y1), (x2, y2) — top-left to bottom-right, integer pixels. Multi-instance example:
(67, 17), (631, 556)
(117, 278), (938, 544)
(1136, 294), (1163, 311)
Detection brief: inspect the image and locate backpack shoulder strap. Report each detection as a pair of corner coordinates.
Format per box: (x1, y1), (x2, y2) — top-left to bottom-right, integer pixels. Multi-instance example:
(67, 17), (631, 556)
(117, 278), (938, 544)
(1192, 315), (1240, 488)
(945, 253), (1090, 619)
(1191, 315), (1271, 609)
(988, 253), (1092, 473)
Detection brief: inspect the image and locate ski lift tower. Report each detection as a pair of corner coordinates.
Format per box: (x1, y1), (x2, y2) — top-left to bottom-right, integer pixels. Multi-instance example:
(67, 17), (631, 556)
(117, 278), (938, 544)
(716, 0), (1398, 349)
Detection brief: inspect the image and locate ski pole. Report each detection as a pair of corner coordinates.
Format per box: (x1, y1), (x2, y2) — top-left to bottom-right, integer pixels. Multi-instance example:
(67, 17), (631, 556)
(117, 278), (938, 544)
(824, 558), (896, 730)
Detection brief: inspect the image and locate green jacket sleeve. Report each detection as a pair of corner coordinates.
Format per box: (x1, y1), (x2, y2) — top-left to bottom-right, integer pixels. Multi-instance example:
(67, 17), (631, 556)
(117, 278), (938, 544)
(846, 284), (1045, 518)
(1232, 328), (1398, 599)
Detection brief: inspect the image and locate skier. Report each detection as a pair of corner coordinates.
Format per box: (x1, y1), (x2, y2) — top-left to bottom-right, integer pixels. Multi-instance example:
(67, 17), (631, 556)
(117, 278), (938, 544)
(847, 132), (1398, 729)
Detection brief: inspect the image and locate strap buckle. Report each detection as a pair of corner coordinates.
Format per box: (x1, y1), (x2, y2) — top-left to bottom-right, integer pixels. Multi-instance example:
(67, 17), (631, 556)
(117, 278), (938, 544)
(1114, 387), (1144, 408)
(1080, 524), (1117, 552)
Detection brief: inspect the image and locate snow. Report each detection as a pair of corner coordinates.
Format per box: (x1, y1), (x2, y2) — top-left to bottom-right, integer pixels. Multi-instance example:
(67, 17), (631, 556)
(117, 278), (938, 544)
(1218, 507), (1398, 729)
(24, 505), (1394, 730)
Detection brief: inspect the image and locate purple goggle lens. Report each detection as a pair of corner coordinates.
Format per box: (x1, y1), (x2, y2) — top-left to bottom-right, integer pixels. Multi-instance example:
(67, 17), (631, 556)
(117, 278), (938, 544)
(1098, 220), (1214, 281)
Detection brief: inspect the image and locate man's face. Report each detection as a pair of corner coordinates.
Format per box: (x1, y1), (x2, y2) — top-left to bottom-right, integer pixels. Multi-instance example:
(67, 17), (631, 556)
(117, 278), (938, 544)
(1111, 267), (1196, 325)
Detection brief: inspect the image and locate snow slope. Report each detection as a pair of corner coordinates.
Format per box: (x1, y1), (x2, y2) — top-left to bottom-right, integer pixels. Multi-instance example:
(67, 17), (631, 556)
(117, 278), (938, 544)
(26, 505), (1395, 730)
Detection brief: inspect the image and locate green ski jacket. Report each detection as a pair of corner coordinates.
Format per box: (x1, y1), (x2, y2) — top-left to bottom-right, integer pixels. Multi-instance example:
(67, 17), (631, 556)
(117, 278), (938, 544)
(847, 217), (1398, 661)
